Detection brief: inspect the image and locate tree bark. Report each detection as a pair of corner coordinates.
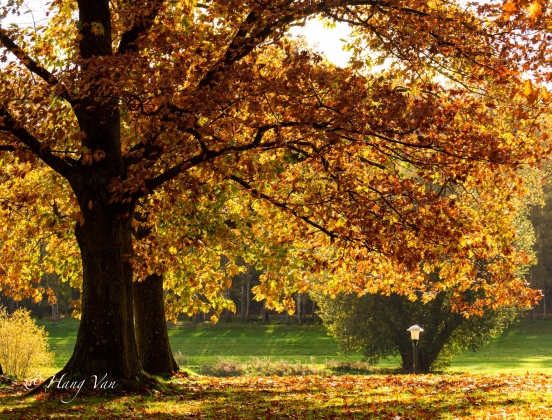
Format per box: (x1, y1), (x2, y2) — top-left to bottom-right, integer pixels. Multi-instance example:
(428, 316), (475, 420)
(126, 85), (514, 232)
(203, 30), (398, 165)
(52, 0), (145, 385)
(133, 274), (178, 375)
(60, 204), (142, 381)
(399, 348), (414, 373)
(398, 342), (437, 373)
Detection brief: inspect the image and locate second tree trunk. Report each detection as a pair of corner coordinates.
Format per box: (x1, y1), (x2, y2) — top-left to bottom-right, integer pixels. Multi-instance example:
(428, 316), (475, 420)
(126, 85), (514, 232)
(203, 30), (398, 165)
(133, 273), (178, 375)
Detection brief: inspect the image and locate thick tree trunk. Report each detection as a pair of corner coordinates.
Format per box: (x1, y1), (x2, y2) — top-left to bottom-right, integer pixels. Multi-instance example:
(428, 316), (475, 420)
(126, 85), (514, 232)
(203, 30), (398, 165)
(134, 274), (178, 375)
(56, 0), (145, 385)
(418, 348), (441, 373)
(399, 343), (437, 373)
(6, 297), (15, 315)
(399, 348), (414, 373)
(60, 204), (142, 382)
(26, 1), (147, 393)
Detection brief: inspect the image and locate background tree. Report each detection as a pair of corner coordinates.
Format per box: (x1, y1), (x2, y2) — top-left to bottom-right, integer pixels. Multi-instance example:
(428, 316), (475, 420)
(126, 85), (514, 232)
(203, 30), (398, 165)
(317, 288), (519, 373)
(317, 179), (539, 373)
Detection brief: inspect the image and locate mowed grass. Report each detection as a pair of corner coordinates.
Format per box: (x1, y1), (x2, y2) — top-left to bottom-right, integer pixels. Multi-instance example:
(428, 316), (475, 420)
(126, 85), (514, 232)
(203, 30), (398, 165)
(34, 315), (552, 376)
(167, 321), (356, 366)
(450, 316), (552, 374)
(3, 317), (552, 418)
(35, 317), (79, 378)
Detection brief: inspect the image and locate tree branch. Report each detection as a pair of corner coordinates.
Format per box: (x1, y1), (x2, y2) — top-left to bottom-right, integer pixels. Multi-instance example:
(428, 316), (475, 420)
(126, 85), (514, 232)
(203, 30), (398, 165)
(194, 1), (389, 89)
(0, 28), (73, 104)
(227, 174), (337, 240)
(0, 144), (17, 152)
(117, 0), (166, 54)
(130, 120), (323, 199)
(0, 106), (75, 178)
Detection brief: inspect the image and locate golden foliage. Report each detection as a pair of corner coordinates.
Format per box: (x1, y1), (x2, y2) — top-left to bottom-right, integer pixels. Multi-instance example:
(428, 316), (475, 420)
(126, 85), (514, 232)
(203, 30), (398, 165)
(0, 307), (53, 379)
(0, 0), (551, 319)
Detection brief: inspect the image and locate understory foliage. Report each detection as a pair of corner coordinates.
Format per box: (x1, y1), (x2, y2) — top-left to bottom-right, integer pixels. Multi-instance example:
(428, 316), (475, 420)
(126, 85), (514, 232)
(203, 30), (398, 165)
(0, 307), (53, 379)
(317, 291), (519, 373)
(199, 356), (322, 377)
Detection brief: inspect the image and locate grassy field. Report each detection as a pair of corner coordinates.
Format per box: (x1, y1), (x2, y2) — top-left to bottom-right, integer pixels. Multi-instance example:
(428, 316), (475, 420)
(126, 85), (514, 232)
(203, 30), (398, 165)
(35, 315), (552, 376)
(167, 321), (354, 365)
(450, 316), (552, 374)
(1, 316), (551, 418)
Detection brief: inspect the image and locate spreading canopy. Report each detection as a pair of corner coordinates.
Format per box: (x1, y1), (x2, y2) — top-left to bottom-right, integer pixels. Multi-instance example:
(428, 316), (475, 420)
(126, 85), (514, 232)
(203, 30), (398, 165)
(0, 0), (548, 316)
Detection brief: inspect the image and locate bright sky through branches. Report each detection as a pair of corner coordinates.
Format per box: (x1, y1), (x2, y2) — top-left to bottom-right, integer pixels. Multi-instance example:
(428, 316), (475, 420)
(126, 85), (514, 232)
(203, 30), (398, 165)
(289, 19), (352, 67)
(1, 3), (352, 68)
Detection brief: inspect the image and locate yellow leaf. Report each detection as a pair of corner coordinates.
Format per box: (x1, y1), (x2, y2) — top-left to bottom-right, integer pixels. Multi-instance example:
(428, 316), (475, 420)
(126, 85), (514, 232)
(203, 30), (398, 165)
(527, 0), (542, 17)
(542, 87), (550, 101)
(523, 79), (533, 97)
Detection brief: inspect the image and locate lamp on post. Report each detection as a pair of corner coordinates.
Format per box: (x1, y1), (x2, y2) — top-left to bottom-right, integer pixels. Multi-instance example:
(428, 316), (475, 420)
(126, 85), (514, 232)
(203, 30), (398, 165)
(407, 325), (424, 374)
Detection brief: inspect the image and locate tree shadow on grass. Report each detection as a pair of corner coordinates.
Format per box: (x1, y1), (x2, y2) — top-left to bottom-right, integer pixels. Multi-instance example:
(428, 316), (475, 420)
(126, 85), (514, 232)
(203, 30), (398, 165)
(0, 376), (540, 419)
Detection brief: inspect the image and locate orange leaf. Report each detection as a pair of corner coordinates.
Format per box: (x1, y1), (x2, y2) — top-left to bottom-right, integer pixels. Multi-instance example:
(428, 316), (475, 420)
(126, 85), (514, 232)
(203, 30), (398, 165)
(502, 0), (519, 12)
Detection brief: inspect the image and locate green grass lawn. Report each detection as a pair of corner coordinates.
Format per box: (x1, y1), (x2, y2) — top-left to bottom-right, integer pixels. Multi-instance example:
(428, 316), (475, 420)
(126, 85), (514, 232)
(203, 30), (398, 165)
(36, 317), (79, 375)
(3, 316), (552, 418)
(167, 321), (355, 365)
(450, 316), (552, 374)
(35, 315), (552, 376)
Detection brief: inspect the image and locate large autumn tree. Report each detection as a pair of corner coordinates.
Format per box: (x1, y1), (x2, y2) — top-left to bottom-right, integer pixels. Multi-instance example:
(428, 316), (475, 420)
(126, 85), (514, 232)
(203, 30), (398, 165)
(0, 0), (547, 385)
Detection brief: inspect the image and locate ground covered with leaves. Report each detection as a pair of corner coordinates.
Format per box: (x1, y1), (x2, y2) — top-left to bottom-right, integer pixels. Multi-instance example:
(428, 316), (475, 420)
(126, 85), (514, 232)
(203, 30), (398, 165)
(1, 373), (551, 419)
